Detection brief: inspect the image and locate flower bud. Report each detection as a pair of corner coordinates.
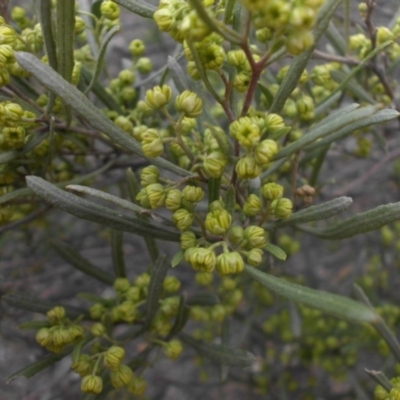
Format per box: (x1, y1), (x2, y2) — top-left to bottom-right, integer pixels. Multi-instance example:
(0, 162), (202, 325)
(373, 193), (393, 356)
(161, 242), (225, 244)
(244, 225), (267, 249)
(113, 277), (131, 292)
(36, 327), (52, 347)
(145, 85), (172, 109)
(227, 49), (250, 71)
(164, 339), (184, 360)
(153, 7), (174, 32)
(140, 165), (160, 187)
(235, 155), (261, 179)
(165, 189), (182, 211)
(229, 117), (261, 149)
(210, 304), (226, 321)
(205, 209), (232, 235)
(0, 25), (17, 46)
(100, 0), (120, 20)
(145, 183), (165, 208)
(47, 306), (66, 324)
(233, 71), (251, 92)
(126, 286), (141, 302)
(4, 102), (24, 124)
(256, 27), (273, 43)
(91, 322), (106, 337)
(136, 188), (151, 208)
(81, 375), (103, 394)
(127, 376), (147, 396)
(180, 230), (197, 249)
(105, 346), (125, 370)
(182, 185), (204, 203)
(52, 326), (70, 346)
(136, 57), (153, 73)
(0, 44), (14, 67)
(262, 182), (284, 200)
(163, 276), (181, 292)
(187, 60), (201, 80)
(247, 248), (263, 266)
(134, 272), (151, 287)
(118, 69), (135, 85)
(175, 90), (202, 117)
(216, 252), (244, 275)
(228, 226), (244, 245)
(89, 303), (106, 320)
(286, 30), (314, 55)
(185, 247), (216, 272)
(270, 198), (293, 219)
(202, 151), (228, 178)
(376, 26), (394, 45)
(72, 354), (93, 376)
(254, 139), (278, 165)
(195, 271), (213, 286)
(265, 113), (285, 134)
(181, 10), (211, 41)
(68, 325), (84, 341)
(172, 208), (194, 231)
(110, 365), (134, 388)
(243, 194), (262, 216)
(141, 128), (164, 157)
(129, 39), (145, 56)
(296, 94), (314, 120)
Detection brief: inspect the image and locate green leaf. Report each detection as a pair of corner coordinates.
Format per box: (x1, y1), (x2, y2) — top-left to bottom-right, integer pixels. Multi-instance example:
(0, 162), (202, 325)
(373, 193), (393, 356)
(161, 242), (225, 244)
(171, 250), (185, 268)
(111, 230), (127, 278)
(258, 82), (274, 109)
(325, 21), (346, 55)
(50, 239), (115, 284)
(225, 185), (236, 215)
(113, 0), (155, 18)
(144, 254), (169, 329)
(180, 333), (255, 367)
(300, 201), (400, 240)
(6, 350), (70, 383)
(275, 197), (353, 227)
(84, 25), (120, 94)
(167, 295), (191, 338)
(72, 336), (93, 364)
(244, 265), (378, 324)
(208, 177), (221, 205)
(264, 243), (286, 261)
(2, 293), (88, 319)
(275, 105), (379, 160)
(18, 320), (49, 330)
(168, 56), (188, 93)
(269, 0), (342, 113)
(186, 293), (220, 307)
(15, 52), (190, 177)
(39, 0), (58, 71)
(26, 176), (181, 241)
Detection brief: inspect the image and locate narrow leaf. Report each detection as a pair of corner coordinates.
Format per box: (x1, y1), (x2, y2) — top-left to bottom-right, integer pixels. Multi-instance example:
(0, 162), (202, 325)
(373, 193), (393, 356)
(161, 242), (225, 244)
(19, 321), (49, 330)
(6, 350), (70, 383)
(15, 52), (191, 177)
(301, 201), (400, 240)
(26, 176), (181, 241)
(167, 295), (191, 338)
(245, 265), (378, 323)
(186, 293), (220, 307)
(113, 0), (156, 18)
(168, 56), (188, 93)
(111, 230), (127, 278)
(264, 243), (287, 261)
(171, 250), (185, 268)
(275, 197), (353, 227)
(39, 0), (58, 70)
(225, 185), (236, 215)
(72, 336), (93, 364)
(144, 254), (169, 329)
(208, 178), (221, 205)
(180, 333), (255, 367)
(50, 239), (115, 284)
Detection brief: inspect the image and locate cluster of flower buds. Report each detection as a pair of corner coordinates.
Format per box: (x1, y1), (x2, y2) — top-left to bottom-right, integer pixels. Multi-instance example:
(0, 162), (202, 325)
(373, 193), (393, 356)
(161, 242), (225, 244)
(35, 306), (84, 353)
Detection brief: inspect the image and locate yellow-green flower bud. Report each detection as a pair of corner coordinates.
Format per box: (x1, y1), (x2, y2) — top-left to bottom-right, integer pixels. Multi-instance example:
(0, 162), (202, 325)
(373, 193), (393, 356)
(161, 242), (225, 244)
(145, 183), (165, 208)
(3, 126), (25, 149)
(265, 113), (285, 134)
(254, 139), (278, 165)
(165, 189), (182, 211)
(173, 208), (194, 231)
(36, 327), (52, 347)
(181, 10), (211, 41)
(68, 325), (84, 341)
(127, 376), (147, 396)
(227, 49), (250, 71)
(256, 27), (273, 43)
(136, 188), (151, 208)
(195, 271), (213, 286)
(52, 326), (70, 346)
(262, 182), (284, 200)
(129, 39), (145, 56)
(105, 346), (125, 370)
(221, 277), (236, 291)
(110, 364), (134, 388)
(74, 16), (86, 35)
(141, 128), (164, 157)
(376, 26), (394, 45)
(270, 198), (293, 219)
(145, 85), (172, 109)
(134, 272), (151, 287)
(210, 304), (226, 321)
(229, 117), (261, 149)
(205, 209), (232, 235)
(182, 185), (204, 203)
(296, 94), (314, 120)
(243, 194), (262, 216)
(100, 0), (120, 20)
(235, 155), (261, 179)
(136, 57), (153, 73)
(4, 102), (24, 124)
(244, 226), (267, 248)
(247, 248), (263, 266)
(153, 7), (174, 32)
(181, 117), (197, 134)
(233, 71), (251, 92)
(81, 375), (103, 394)
(185, 247), (216, 272)
(163, 276), (181, 292)
(286, 30), (314, 56)
(0, 25), (17, 47)
(190, 305), (209, 321)
(216, 252), (244, 275)
(228, 226), (244, 245)
(120, 87), (137, 102)
(118, 69), (135, 85)
(175, 90), (202, 117)
(164, 339), (183, 360)
(140, 165), (160, 187)
(0, 68), (10, 86)
(91, 322), (106, 337)
(126, 286), (141, 302)
(72, 354), (93, 376)
(187, 60), (201, 80)
(113, 277), (131, 292)
(89, 303), (106, 320)
(47, 306), (66, 324)
(180, 230), (197, 250)
(202, 151), (228, 178)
